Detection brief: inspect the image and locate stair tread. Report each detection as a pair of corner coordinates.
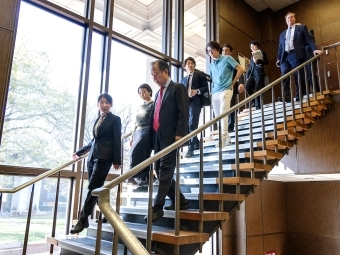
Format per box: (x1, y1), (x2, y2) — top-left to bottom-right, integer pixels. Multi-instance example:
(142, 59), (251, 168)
(120, 206), (229, 221)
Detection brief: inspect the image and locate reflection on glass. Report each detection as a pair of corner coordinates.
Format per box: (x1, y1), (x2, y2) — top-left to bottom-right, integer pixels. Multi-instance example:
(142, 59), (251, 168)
(108, 41), (158, 172)
(94, 0), (105, 25)
(0, 176), (70, 250)
(46, 0), (85, 17)
(113, 0), (163, 51)
(184, 0), (206, 72)
(0, 2), (83, 169)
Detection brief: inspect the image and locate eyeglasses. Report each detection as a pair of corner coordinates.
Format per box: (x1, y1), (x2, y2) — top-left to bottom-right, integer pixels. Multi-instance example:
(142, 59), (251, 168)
(206, 48), (215, 54)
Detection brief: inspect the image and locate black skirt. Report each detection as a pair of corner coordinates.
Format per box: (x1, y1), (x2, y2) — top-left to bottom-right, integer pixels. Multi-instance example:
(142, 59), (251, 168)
(129, 128), (151, 179)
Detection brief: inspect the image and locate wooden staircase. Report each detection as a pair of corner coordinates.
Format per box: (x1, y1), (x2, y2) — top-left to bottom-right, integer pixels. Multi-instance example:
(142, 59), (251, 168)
(47, 91), (334, 255)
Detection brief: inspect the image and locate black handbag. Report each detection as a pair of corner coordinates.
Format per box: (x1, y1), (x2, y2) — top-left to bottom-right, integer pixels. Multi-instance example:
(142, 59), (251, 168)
(201, 92), (211, 106)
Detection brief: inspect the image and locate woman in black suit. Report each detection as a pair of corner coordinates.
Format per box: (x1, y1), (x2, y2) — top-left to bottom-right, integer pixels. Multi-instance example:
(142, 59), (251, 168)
(129, 84), (153, 192)
(245, 40), (269, 109)
(70, 92), (121, 234)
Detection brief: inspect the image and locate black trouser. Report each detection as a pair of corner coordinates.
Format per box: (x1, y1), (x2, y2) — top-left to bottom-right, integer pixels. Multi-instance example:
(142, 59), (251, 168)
(228, 82), (239, 131)
(188, 101), (202, 151)
(80, 159), (112, 222)
(245, 75), (265, 110)
(153, 131), (186, 210)
(280, 51), (306, 99)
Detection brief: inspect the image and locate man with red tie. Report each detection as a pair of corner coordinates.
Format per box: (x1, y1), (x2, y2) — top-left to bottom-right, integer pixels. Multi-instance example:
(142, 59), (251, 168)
(146, 60), (190, 223)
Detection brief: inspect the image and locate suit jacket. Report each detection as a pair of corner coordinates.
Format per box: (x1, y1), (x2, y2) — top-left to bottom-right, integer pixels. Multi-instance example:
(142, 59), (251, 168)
(180, 70), (209, 107)
(149, 80), (189, 149)
(246, 50), (269, 79)
(277, 24), (317, 63)
(76, 112), (122, 164)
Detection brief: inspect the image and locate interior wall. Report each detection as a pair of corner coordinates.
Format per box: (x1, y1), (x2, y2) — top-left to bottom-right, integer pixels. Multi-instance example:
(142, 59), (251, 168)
(0, 0), (20, 142)
(280, 94), (340, 174)
(286, 181), (340, 255)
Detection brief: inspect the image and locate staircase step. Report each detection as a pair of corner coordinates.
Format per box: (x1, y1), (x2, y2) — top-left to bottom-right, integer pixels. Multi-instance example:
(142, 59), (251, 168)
(47, 235), (124, 255)
(201, 193), (246, 201)
(277, 120), (309, 131)
(216, 177), (260, 185)
(124, 223), (209, 245)
(119, 206), (229, 221)
(266, 129), (303, 140)
(257, 139), (294, 150)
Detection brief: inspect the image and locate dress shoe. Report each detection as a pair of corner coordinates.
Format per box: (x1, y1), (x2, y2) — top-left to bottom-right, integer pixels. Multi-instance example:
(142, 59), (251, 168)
(185, 150), (194, 158)
(294, 96), (300, 102)
(215, 138), (231, 148)
(278, 96), (291, 103)
(132, 186), (148, 192)
(144, 208), (164, 223)
(164, 200), (190, 211)
(228, 127), (234, 133)
(193, 144), (200, 150)
(70, 220), (89, 234)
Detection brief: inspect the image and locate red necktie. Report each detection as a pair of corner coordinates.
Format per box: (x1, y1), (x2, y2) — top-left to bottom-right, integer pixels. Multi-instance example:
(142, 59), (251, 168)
(153, 86), (164, 131)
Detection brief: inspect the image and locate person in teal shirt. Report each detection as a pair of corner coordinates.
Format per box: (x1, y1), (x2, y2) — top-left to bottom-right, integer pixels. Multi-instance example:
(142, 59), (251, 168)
(206, 41), (244, 147)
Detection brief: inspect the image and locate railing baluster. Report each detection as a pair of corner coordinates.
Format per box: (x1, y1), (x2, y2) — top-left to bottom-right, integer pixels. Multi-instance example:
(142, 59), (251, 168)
(146, 167), (154, 253)
(50, 172), (61, 254)
(22, 184), (35, 255)
(334, 46), (340, 90)
(305, 65), (310, 107)
(271, 87), (278, 153)
(218, 121), (223, 216)
(95, 212), (102, 255)
(175, 149), (180, 237)
(199, 132), (204, 253)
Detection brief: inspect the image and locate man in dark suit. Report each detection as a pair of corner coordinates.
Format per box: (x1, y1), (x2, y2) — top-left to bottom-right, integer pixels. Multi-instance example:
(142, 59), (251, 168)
(70, 93), (121, 234)
(276, 12), (321, 102)
(146, 60), (190, 223)
(245, 40), (269, 109)
(221, 44), (245, 132)
(180, 57), (209, 158)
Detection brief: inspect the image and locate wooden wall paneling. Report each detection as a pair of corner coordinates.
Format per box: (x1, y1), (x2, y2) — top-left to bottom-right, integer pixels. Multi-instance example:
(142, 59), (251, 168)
(307, 182), (340, 236)
(221, 236), (235, 255)
(261, 181), (287, 234)
(317, 0), (340, 27)
(291, 0), (320, 30)
(259, 9), (274, 44)
(245, 185), (263, 236)
(0, 0), (19, 31)
(286, 182), (313, 233)
(219, 17), (238, 48)
(218, 0), (236, 26)
(246, 236), (263, 255)
(235, 0), (259, 41)
(280, 95), (340, 174)
(320, 21), (340, 45)
(263, 233), (288, 255)
(288, 232), (340, 255)
(325, 61), (340, 91)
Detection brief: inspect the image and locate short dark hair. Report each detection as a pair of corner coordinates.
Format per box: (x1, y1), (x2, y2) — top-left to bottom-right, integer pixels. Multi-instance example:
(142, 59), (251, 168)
(250, 40), (260, 47)
(206, 41), (221, 54)
(150, 59), (169, 72)
(98, 92), (112, 105)
(222, 44), (233, 52)
(138, 83), (153, 97)
(182, 57), (196, 69)
(285, 12), (295, 19)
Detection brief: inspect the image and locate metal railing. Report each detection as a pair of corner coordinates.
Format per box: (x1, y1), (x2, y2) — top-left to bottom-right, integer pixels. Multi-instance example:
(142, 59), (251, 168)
(92, 50), (330, 255)
(3, 41), (340, 254)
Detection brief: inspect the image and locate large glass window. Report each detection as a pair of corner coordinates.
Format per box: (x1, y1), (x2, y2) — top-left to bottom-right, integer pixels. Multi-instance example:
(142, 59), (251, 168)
(113, 0), (163, 52)
(184, 0), (206, 72)
(0, 175), (70, 250)
(47, 0), (85, 17)
(0, 2), (83, 168)
(108, 41), (158, 172)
